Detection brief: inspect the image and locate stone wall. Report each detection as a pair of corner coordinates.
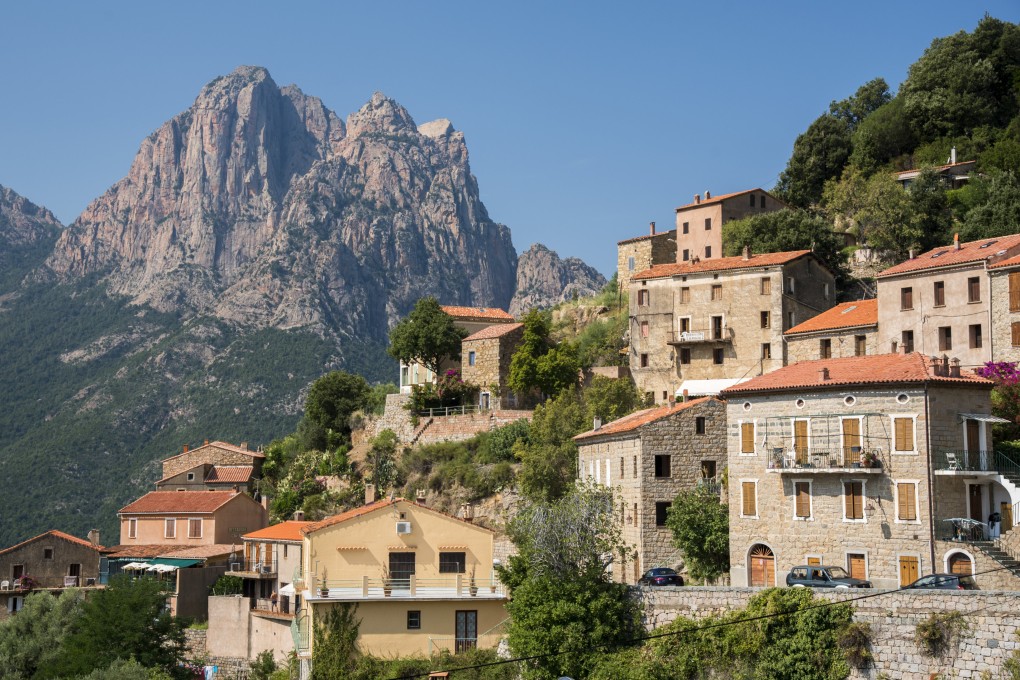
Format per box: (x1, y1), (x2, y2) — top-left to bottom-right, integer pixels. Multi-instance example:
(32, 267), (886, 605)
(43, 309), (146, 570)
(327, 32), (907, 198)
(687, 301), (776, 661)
(414, 410), (532, 446)
(372, 393), (417, 442)
(162, 444), (262, 479)
(638, 586), (1020, 679)
(786, 327), (879, 364)
(617, 229), (676, 294)
(990, 266), (1020, 363)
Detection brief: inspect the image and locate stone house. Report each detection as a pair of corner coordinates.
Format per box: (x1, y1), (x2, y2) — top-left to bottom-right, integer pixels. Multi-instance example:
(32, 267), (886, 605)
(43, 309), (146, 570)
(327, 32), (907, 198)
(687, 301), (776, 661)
(156, 440), (264, 493)
(785, 299), (878, 364)
(0, 530), (103, 614)
(720, 352), (1020, 591)
(617, 222), (676, 294)
(459, 322), (524, 409)
(629, 249), (836, 403)
(988, 253), (1020, 364)
(875, 233), (1020, 369)
(399, 305), (517, 394)
(894, 152), (975, 190)
(294, 498), (506, 673)
(674, 188), (786, 264)
(573, 397), (727, 584)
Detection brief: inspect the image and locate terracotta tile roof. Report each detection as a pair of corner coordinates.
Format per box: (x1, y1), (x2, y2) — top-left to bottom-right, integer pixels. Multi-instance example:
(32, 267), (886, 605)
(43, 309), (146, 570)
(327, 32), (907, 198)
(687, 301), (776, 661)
(302, 498), (494, 535)
(159, 544), (237, 559)
(617, 229), (676, 246)
(104, 544), (190, 558)
(894, 160), (975, 179)
(574, 397), (715, 441)
(675, 188), (785, 212)
(784, 299), (878, 336)
(988, 252), (1020, 270)
(720, 353), (992, 396)
(463, 322), (524, 342)
(440, 305), (515, 321)
(161, 440), (264, 466)
(205, 466), (254, 483)
(119, 490), (241, 515)
(876, 234), (1020, 278)
(0, 529), (102, 556)
(243, 521), (313, 543)
(632, 250), (812, 280)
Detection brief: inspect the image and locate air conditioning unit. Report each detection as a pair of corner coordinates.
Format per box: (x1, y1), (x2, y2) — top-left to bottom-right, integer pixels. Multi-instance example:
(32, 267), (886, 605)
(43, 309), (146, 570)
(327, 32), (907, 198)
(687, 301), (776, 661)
(230, 562), (242, 572)
(395, 521), (412, 535)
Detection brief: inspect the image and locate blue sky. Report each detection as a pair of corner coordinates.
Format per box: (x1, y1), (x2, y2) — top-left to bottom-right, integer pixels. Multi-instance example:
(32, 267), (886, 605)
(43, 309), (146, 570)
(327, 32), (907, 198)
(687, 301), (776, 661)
(1, 2), (1018, 276)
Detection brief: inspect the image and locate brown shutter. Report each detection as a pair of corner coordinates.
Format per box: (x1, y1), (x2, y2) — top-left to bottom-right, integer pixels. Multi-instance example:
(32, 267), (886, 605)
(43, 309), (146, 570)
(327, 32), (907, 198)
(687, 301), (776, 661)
(842, 418), (861, 457)
(742, 482), (756, 516)
(1010, 273), (1020, 312)
(794, 420), (809, 460)
(795, 482), (810, 518)
(896, 483), (916, 520)
(741, 423), (755, 453)
(1013, 322), (1020, 347)
(844, 481), (863, 519)
(894, 418), (913, 451)
(847, 554), (866, 579)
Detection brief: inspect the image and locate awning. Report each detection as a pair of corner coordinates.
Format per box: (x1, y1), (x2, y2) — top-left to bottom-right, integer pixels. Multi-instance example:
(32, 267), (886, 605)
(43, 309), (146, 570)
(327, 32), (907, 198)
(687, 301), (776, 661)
(121, 562), (148, 570)
(959, 413), (1010, 424)
(279, 583), (296, 596)
(677, 378), (750, 397)
(148, 558), (203, 568)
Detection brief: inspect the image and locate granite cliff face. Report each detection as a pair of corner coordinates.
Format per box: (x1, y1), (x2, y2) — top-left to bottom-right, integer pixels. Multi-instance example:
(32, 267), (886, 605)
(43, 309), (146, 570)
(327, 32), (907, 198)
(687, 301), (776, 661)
(0, 184), (63, 248)
(510, 243), (607, 315)
(46, 66), (517, 340)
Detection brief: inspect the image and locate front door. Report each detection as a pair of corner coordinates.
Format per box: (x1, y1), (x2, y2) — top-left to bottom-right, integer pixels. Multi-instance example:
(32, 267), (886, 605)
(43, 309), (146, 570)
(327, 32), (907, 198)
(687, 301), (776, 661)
(1003, 501), (1014, 532)
(842, 418), (861, 461)
(793, 420), (809, 464)
(966, 420), (981, 466)
(455, 610), (478, 652)
(389, 552), (415, 590)
(899, 556), (919, 587)
(948, 553), (973, 576)
(847, 554), (866, 580)
(480, 392), (490, 410)
(969, 485), (984, 522)
(749, 545), (775, 587)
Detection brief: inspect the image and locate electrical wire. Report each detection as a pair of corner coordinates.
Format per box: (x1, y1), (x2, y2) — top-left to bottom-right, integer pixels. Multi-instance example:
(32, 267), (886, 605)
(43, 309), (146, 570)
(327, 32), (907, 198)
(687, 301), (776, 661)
(385, 562), (1016, 679)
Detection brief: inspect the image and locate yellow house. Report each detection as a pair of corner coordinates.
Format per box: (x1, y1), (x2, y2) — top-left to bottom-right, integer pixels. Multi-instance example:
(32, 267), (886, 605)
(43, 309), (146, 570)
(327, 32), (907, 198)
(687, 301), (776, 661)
(295, 498), (507, 665)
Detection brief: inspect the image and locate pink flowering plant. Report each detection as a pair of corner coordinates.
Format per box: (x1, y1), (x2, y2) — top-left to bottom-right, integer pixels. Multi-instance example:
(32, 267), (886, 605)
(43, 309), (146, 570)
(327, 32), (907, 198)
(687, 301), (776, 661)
(976, 361), (1020, 440)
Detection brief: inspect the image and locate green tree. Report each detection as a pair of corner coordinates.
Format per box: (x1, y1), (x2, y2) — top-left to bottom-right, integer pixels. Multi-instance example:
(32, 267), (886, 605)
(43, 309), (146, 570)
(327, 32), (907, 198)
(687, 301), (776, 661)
(513, 387), (588, 502)
(366, 429), (399, 490)
(0, 589), (83, 679)
(210, 574), (244, 595)
(249, 650), (279, 680)
(829, 78), (892, 130)
(584, 375), (643, 424)
(76, 658), (174, 680)
(507, 310), (579, 400)
(665, 486), (730, 583)
(954, 170), (1020, 240)
(907, 168), (952, 251)
(775, 114), (852, 208)
(823, 168), (919, 260)
(312, 603), (361, 680)
(387, 297), (467, 377)
(849, 97), (916, 173)
(303, 371), (371, 445)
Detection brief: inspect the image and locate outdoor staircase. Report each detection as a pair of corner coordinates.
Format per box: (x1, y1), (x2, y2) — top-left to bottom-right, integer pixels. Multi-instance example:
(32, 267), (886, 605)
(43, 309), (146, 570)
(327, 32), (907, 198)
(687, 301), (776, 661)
(971, 540), (1020, 579)
(408, 417), (434, 447)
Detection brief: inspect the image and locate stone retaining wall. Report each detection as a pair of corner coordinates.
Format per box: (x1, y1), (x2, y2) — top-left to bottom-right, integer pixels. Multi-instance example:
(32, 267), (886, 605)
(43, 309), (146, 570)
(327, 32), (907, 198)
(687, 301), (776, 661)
(638, 586), (1020, 679)
(184, 627), (250, 678)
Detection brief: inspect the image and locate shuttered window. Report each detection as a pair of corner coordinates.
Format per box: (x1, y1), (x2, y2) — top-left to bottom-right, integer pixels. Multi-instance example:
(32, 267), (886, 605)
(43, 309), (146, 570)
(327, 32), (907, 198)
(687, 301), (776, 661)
(901, 287), (913, 310)
(1011, 272), (1020, 312)
(844, 481), (864, 520)
(680, 287), (690, 304)
(741, 422), (755, 454)
(793, 420), (809, 461)
(760, 278), (771, 295)
(933, 281), (945, 307)
(741, 482), (757, 517)
(1013, 322), (1020, 347)
(794, 482), (811, 519)
(968, 276), (980, 303)
(897, 483), (917, 521)
(842, 418), (861, 457)
(894, 418), (914, 452)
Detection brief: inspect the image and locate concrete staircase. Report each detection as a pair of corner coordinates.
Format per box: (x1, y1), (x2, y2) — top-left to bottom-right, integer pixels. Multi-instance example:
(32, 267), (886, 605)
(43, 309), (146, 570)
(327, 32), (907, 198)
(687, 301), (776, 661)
(972, 537), (1020, 580)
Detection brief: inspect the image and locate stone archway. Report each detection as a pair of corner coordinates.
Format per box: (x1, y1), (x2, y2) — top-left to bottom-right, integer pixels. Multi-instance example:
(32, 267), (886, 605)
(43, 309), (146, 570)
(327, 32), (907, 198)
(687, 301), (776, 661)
(748, 544), (775, 587)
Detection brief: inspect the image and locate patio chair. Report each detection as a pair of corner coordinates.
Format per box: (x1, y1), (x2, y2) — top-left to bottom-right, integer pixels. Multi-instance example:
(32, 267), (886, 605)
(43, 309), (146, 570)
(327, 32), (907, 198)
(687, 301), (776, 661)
(945, 452), (960, 471)
(0, 580), (8, 591)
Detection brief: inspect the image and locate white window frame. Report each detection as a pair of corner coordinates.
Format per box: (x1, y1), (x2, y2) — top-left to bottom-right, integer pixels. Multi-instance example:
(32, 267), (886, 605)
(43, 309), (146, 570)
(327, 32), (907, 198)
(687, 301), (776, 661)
(468, 350), (476, 366)
(708, 312), (726, 340)
(840, 415), (864, 455)
(588, 460), (595, 481)
(595, 459), (601, 484)
(188, 517), (204, 539)
(890, 414), (919, 455)
(789, 417), (811, 456)
(844, 550), (870, 580)
(676, 314), (692, 336)
(893, 479), (921, 524)
(165, 518), (177, 539)
(897, 552), (924, 586)
(791, 479), (814, 521)
(128, 518), (137, 539)
(738, 419), (758, 457)
(605, 459), (611, 487)
(739, 478), (759, 520)
(841, 478), (868, 524)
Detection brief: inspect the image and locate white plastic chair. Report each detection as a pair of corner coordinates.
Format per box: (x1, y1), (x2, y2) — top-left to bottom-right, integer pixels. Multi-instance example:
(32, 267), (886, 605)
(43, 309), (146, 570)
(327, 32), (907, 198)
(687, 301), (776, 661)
(0, 580), (8, 591)
(945, 452), (960, 471)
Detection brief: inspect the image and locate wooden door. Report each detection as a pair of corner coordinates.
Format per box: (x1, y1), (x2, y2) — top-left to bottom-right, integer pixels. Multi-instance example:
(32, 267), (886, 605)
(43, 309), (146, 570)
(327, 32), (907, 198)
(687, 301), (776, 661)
(842, 418), (861, 459)
(948, 553), (973, 576)
(1003, 502), (1013, 532)
(847, 554), (866, 580)
(899, 556), (919, 587)
(969, 485), (984, 522)
(749, 545), (775, 587)
(793, 420), (809, 464)
(966, 420), (981, 462)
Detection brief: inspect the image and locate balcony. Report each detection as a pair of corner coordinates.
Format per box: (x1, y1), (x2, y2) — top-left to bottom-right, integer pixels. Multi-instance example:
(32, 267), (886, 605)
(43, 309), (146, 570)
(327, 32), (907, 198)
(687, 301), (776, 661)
(229, 560), (278, 579)
(766, 447), (886, 474)
(668, 326), (733, 345)
(304, 574), (506, 602)
(932, 450), (1020, 478)
(252, 597), (295, 620)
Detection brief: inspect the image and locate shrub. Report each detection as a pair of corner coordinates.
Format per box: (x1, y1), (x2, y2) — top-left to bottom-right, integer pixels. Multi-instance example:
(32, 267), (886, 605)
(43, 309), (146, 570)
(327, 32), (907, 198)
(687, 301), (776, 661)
(915, 610), (967, 658)
(837, 621), (873, 668)
(210, 574), (243, 596)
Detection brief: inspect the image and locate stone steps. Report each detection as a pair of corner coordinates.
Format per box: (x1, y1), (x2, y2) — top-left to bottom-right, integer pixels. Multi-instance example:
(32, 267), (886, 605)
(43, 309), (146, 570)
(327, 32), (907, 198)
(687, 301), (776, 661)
(971, 541), (1020, 577)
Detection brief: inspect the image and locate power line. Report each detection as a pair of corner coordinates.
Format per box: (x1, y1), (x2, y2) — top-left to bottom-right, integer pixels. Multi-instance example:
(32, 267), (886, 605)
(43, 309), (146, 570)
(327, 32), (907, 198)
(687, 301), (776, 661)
(385, 563), (1016, 679)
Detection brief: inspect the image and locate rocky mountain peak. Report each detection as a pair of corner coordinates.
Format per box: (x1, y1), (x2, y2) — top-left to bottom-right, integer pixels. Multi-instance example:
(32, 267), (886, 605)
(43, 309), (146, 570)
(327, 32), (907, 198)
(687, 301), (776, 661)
(0, 184), (63, 247)
(345, 92), (418, 137)
(510, 243), (608, 316)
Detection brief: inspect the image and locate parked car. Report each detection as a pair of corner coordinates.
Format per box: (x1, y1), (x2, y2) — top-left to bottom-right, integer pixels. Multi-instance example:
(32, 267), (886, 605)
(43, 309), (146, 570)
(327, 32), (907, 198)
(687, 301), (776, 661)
(639, 567), (684, 586)
(786, 565), (871, 589)
(905, 573), (976, 590)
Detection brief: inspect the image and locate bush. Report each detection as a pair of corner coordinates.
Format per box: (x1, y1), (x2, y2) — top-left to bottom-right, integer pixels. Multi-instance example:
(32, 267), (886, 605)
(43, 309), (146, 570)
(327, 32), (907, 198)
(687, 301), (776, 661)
(210, 574), (243, 596)
(837, 621), (873, 668)
(915, 610), (967, 658)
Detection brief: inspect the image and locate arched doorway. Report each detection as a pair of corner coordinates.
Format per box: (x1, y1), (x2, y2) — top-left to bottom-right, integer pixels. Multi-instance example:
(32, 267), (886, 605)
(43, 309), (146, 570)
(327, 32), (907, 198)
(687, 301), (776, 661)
(947, 551), (974, 576)
(748, 544), (775, 587)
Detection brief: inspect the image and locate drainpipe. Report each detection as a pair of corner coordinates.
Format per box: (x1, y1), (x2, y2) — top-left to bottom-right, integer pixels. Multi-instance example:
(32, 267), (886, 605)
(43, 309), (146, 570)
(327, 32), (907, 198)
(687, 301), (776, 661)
(924, 383), (937, 572)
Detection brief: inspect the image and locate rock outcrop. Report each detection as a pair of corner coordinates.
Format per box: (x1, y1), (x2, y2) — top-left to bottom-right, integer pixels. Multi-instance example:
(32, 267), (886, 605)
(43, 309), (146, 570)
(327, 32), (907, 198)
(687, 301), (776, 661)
(510, 243), (607, 315)
(0, 184), (63, 250)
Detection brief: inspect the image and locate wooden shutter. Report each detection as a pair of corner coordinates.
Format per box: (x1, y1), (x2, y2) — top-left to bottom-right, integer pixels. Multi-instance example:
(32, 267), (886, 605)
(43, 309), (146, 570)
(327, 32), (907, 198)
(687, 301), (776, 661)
(794, 420), (809, 460)
(894, 418), (913, 451)
(741, 422), (755, 454)
(842, 418), (861, 457)
(1013, 322), (1020, 347)
(897, 483), (917, 521)
(1011, 273), (1020, 312)
(844, 481), (863, 519)
(968, 277), (980, 302)
(807, 556), (821, 566)
(795, 482), (811, 518)
(901, 287), (912, 310)
(899, 556), (919, 586)
(742, 482), (756, 516)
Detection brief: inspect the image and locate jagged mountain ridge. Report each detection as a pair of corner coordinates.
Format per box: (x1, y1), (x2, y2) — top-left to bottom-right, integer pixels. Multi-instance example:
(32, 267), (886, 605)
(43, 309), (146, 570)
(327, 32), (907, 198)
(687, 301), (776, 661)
(509, 243), (607, 315)
(0, 184), (64, 289)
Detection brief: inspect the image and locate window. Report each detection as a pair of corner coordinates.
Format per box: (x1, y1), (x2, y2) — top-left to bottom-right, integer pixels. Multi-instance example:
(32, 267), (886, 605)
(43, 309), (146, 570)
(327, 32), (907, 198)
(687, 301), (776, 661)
(407, 611), (421, 630)
(655, 502), (671, 526)
(761, 196), (766, 209)
(661, 391), (668, 401)
(682, 248), (689, 261)
(165, 518), (176, 539)
(793, 419), (809, 461)
(711, 315), (723, 339)
(820, 338), (832, 359)
(902, 330), (914, 353)
(969, 324), (982, 349)
(713, 348), (724, 364)
(128, 518), (137, 539)
(794, 481), (811, 519)
(619, 457), (624, 479)
(787, 311), (795, 327)
(823, 284), (830, 300)
(900, 287), (913, 310)
(637, 289), (649, 306)
(401, 365), (409, 385)
(679, 347), (691, 364)
(627, 257), (635, 271)
(640, 321), (649, 338)
(761, 343), (771, 360)
(696, 416), (706, 434)
(654, 455), (671, 478)
(843, 481), (864, 521)
(896, 483), (918, 521)
(938, 326), (952, 351)
(633, 456), (637, 477)
(189, 518), (202, 539)
(679, 317), (691, 334)
(12, 564), (24, 580)
(701, 460), (717, 479)
(187, 472), (195, 481)
(710, 284), (722, 301)
(468, 351), (476, 366)
(1013, 322), (1020, 347)
(439, 552), (466, 573)
(740, 422), (755, 454)
(760, 277), (771, 295)
(640, 353), (649, 368)
(847, 554), (867, 580)
(741, 482), (757, 517)
(43, 548), (53, 560)
(760, 311), (770, 328)
(1011, 272), (1020, 312)
(750, 194), (756, 207)
(968, 276), (981, 303)
(933, 281), (945, 307)
(893, 417), (914, 452)
(854, 335), (867, 356)
(632, 502), (638, 526)
(786, 276), (795, 294)
(705, 245), (712, 258)
(705, 217), (712, 231)
(682, 221), (689, 234)
(679, 287), (690, 304)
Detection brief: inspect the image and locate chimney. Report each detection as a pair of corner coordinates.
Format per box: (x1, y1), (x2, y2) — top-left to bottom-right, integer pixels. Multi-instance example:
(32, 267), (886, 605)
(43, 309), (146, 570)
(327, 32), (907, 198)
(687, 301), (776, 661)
(240, 442), (248, 451)
(954, 233), (960, 250)
(204, 439), (209, 445)
(649, 221), (656, 236)
(182, 444), (189, 453)
(819, 367), (830, 382)
(593, 417), (602, 431)
(929, 355), (942, 376)
(415, 489), (427, 505)
(705, 190), (711, 199)
(742, 244), (751, 261)
(949, 358), (961, 378)
(261, 495), (270, 510)
(681, 388), (689, 402)
(908, 248), (915, 259)
(87, 529), (100, 547)
(365, 483), (377, 505)
(460, 503), (475, 523)
(293, 510), (305, 521)
(694, 193), (701, 204)
(941, 354), (950, 376)
(951, 146), (957, 164)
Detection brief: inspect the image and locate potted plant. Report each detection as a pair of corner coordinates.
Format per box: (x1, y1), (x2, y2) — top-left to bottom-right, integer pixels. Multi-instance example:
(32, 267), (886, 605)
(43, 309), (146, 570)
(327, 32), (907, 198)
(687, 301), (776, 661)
(468, 567), (478, 597)
(318, 569), (329, 598)
(860, 451), (880, 468)
(382, 564), (392, 597)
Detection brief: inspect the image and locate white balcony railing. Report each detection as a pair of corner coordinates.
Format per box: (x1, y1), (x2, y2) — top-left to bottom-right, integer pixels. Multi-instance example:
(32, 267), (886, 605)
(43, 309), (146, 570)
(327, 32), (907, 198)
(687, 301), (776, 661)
(305, 575), (505, 601)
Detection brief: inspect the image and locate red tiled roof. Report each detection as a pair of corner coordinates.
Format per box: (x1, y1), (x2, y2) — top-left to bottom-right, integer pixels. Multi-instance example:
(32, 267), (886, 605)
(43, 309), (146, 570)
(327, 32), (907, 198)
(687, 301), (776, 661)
(574, 397), (715, 441)
(784, 300), (878, 336)
(104, 544), (190, 558)
(876, 234), (1020, 278)
(440, 305), (515, 321)
(243, 521), (312, 543)
(894, 160), (975, 179)
(161, 440), (265, 465)
(632, 250), (812, 280)
(463, 322), (524, 342)
(0, 529), (102, 556)
(675, 188), (785, 212)
(119, 491), (241, 515)
(302, 498), (494, 535)
(720, 353), (992, 396)
(206, 466), (254, 483)
(617, 229), (676, 246)
(989, 252), (1020, 270)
